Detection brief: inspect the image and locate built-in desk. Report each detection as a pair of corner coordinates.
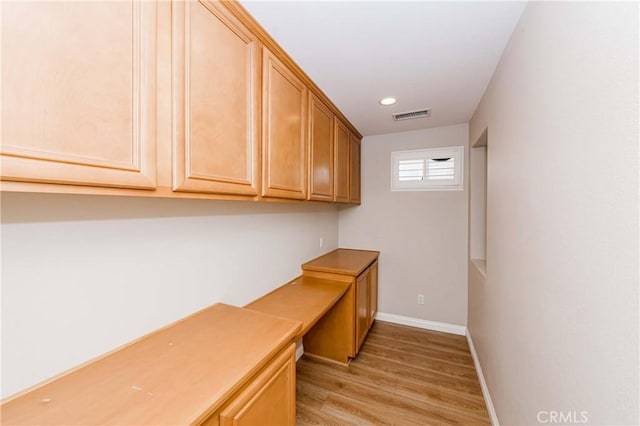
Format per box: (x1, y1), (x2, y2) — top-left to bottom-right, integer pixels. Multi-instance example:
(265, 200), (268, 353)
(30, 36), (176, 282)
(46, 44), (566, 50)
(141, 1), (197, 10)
(1, 304), (301, 426)
(1, 249), (379, 425)
(245, 276), (350, 339)
(302, 248), (379, 277)
(302, 248), (379, 361)
(246, 249), (379, 365)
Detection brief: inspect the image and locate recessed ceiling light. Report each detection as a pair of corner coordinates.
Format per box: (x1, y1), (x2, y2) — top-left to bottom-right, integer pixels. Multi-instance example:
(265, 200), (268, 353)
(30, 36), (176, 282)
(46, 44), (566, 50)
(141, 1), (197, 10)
(379, 97), (397, 106)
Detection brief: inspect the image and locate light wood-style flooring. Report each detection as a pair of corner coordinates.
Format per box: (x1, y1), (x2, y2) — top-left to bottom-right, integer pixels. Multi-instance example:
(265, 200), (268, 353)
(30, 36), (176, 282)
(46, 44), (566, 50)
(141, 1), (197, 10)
(296, 321), (491, 425)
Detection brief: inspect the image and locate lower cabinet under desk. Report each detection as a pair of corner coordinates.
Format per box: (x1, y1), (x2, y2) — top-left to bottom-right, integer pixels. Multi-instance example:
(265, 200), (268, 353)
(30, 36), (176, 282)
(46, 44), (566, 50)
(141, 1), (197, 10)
(245, 247), (380, 366)
(302, 248), (380, 360)
(1, 304), (301, 426)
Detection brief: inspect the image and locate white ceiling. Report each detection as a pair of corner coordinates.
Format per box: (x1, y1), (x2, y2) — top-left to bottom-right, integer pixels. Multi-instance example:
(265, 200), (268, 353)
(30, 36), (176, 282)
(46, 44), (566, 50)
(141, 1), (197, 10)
(240, 1), (527, 137)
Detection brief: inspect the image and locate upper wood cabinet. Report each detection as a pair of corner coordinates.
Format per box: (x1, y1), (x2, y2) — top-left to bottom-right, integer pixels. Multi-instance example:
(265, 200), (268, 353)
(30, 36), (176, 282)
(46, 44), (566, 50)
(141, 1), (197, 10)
(349, 134), (362, 204)
(172, 0), (260, 196)
(333, 119), (351, 203)
(308, 95), (334, 201)
(1, 1), (362, 204)
(261, 48), (308, 200)
(0, 1), (157, 189)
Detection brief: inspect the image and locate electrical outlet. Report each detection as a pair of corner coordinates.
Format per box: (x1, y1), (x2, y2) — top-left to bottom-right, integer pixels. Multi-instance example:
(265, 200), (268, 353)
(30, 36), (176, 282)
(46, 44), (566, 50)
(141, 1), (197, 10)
(417, 294), (424, 305)
(319, 237), (324, 248)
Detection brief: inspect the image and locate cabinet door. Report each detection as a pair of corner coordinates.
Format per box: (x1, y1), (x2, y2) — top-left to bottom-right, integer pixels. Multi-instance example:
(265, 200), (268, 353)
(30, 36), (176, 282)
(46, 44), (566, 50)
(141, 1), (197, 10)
(172, 1), (259, 196)
(262, 48), (307, 200)
(333, 119), (351, 203)
(369, 261), (378, 329)
(349, 134), (362, 204)
(1, 1), (157, 189)
(219, 343), (296, 426)
(307, 95), (334, 201)
(355, 269), (370, 352)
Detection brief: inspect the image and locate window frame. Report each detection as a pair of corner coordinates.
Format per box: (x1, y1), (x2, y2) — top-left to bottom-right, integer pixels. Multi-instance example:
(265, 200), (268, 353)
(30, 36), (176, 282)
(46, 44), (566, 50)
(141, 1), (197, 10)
(390, 146), (464, 192)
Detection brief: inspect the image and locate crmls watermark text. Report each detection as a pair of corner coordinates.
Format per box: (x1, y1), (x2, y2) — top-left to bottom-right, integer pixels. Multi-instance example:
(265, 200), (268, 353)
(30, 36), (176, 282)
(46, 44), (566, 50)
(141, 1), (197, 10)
(537, 411), (588, 424)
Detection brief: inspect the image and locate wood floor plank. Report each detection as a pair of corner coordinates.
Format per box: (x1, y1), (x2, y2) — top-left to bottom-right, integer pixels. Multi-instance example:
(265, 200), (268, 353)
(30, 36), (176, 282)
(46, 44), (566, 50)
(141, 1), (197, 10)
(354, 351), (483, 393)
(299, 361), (488, 423)
(296, 320), (491, 426)
(360, 343), (479, 380)
(366, 331), (474, 361)
(370, 321), (469, 348)
(297, 402), (345, 426)
(299, 365), (479, 425)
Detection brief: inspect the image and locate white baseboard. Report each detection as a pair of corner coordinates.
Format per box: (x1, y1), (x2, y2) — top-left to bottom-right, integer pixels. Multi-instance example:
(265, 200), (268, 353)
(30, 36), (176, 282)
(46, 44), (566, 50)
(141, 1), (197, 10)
(466, 329), (499, 426)
(374, 312), (466, 336)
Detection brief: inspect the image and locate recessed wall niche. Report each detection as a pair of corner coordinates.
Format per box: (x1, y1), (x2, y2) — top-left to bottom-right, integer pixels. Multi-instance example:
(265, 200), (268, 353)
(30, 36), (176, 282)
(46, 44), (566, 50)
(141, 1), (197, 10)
(469, 128), (487, 276)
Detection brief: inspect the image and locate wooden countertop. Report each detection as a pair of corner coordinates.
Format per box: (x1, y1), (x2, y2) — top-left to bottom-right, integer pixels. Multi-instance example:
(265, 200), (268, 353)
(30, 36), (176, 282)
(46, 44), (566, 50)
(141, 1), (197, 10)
(1, 303), (302, 425)
(244, 276), (350, 338)
(301, 248), (379, 276)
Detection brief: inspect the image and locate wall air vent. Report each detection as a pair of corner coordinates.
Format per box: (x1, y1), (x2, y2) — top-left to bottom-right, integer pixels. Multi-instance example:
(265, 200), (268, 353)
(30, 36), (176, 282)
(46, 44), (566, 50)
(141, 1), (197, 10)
(392, 109), (431, 121)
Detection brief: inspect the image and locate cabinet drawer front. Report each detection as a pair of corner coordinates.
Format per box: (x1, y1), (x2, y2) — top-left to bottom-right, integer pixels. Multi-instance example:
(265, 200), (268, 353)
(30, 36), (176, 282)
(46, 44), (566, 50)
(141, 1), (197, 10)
(172, 0), (260, 196)
(261, 49), (307, 200)
(219, 343), (296, 426)
(1, 1), (157, 189)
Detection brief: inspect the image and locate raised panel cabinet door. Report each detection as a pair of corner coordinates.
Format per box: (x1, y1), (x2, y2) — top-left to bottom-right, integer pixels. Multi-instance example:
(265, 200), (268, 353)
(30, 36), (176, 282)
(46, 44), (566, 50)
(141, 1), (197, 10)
(1, 1), (157, 189)
(262, 48), (307, 199)
(172, 1), (259, 196)
(369, 261), (378, 329)
(307, 94), (334, 201)
(333, 119), (350, 203)
(349, 134), (362, 204)
(219, 343), (296, 426)
(355, 270), (369, 353)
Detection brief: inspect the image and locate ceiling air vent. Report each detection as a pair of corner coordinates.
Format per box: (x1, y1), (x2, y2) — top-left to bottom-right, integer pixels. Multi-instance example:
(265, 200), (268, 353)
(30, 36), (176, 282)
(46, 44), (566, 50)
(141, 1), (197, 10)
(392, 108), (431, 121)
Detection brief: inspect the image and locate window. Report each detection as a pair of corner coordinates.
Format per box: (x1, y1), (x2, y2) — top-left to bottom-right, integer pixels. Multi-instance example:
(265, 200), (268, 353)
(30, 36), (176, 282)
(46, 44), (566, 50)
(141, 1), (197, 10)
(391, 146), (464, 191)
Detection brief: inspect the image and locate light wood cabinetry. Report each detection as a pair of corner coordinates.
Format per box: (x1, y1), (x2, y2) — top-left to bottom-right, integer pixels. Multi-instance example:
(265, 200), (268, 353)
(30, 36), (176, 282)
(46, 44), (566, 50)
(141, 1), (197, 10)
(219, 343), (295, 426)
(172, 0), (260, 196)
(1, 1), (362, 204)
(355, 260), (378, 352)
(261, 48), (308, 200)
(350, 133), (362, 204)
(1, 250), (380, 424)
(334, 119), (351, 203)
(0, 304), (301, 425)
(245, 276), (350, 339)
(308, 95), (334, 201)
(355, 268), (370, 350)
(369, 261), (378, 329)
(302, 249), (379, 360)
(1, 1), (157, 190)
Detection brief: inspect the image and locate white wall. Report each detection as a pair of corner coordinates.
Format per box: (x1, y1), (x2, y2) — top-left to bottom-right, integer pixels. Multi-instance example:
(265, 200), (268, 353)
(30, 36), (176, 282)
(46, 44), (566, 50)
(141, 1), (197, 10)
(0, 192), (338, 398)
(468, 2), (639, 425)
(339, 123), (469, 326)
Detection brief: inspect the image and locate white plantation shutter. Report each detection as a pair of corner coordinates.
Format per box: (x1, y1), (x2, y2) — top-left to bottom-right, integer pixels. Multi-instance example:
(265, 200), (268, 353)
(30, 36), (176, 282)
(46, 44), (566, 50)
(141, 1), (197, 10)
(398, 159), (425, 181)
(428, 157), (455, 180)
(391, 146), (463, 191)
